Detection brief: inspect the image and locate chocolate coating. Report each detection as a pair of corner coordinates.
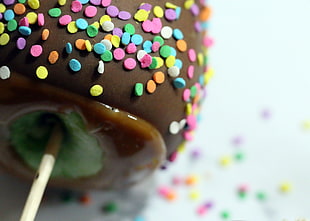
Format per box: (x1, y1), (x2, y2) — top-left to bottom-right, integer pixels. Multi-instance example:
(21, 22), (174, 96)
(0, 0), (210, 189)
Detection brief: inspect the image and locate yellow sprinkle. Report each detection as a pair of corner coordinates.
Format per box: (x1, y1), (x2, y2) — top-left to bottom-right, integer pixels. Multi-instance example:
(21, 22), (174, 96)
(153, 5), (163, 18)
(36, 66), (48, 79)
(219, 155), (232, 167)
(302, 120), (310, 130)
(279, 182), (292, 193)
(92, 21), (100, 29)
(90, 84), (103, 96)
(177, 142), (186, 152)
(189, 190), (201, 200)
(155, 57), (164, 69)
(165, 55), (175, 68)
(58, 0), (66, 6)
(67, 21), (78, 33)
(0, 22), (4, 34)
(28, 0), (40, 10)
(99, 15), (111, 25)
(184, 0), (194, 9)
(0, 33), (10, 46)
(85, 40), (92, 52)
(185, 103), (192, 115)
(165, 2), (178, 9)
(197, 52), (204, 66)
(26, 12), (38, 24)
(0, 3), (6, 13)
(204, 67), (214, 84)
(134, 9), (149, 22)
(111, 35), (120, 48)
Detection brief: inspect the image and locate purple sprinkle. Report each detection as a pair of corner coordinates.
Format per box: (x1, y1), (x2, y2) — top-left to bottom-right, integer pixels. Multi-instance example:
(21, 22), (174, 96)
(118, 11), (131, 20)
(89, 0), (101, 5)
(139, 3), (152, 11)
(194, 21), (202, 32)
(3, 0), (15, 5)
(191, 149), (202, 159)
(165, 9), (177, 21)
(190, 3), (200, 16)
(204, 201), (213, 209)
(232, 136), (243, 146)
(261, 109), (272, 119)
(16, 37), (26, 50)
(0, 13), (2, 20)
(106, 5), (119, 17)
(112, 27), (123, 37)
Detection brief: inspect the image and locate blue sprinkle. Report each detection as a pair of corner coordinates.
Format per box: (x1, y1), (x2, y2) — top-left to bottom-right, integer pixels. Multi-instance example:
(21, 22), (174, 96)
(175, 59), (183, 69)
(78, 0), (89, 4)
(69, 59), (81, 72)
(93, 43), (106, 55)
(65, 42), (73, 54)
(4, 9), (14, 21)
(173, 28), (184, 40)
(173, 77), (186, 88)
(134, 216), (145, 221)
(121, 32), (131, 45)
(170, 46), (177, 57)
(199, 75), (204, 85)
(76, 18), (88, 30)
(18, 26), (32, 36)
(175, 7), (181, 19)
(142, 40), (152, 53)
(201, 21), (209, 30)
(131, 34), (143, 45)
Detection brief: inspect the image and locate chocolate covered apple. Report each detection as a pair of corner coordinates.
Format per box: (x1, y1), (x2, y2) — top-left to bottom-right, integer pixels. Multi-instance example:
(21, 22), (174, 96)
(0, 0), (211, 190)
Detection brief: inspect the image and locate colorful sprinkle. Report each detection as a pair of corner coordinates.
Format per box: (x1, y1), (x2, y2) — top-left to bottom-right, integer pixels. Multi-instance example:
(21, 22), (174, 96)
(134, 83), (143, 96)
(90, 84), (103, 96)
(106, 5), (119, 17)
(0, 66), (10, 80)
(16, 37), (26, 50)
(30, 45), (43, 57)
(84, 5), (97, 17)
(69, 59), (82, 72)
(146, 79), (156, 93)
(124, 58), (136, 70)
(97, 60), (104, 74)
(48, 8), (62, 17)
(153, 71), (165, 84)
(36, 66), (48, 79)
(113, 48), (125, 60)
(48, 51), (59, 64)
(93, 43), (106, 55)
(173, 77), (186, 88)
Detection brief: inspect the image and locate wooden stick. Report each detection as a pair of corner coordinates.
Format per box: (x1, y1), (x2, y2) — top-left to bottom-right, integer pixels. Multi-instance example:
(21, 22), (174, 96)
(20, 124), (63, 221)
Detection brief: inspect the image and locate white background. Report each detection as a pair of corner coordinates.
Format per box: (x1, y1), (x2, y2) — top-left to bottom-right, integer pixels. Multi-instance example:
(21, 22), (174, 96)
(1, 0), (310, 220)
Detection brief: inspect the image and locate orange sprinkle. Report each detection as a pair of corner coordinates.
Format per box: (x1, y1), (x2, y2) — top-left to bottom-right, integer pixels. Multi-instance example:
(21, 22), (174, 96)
(199, 6), (211, 21)
(75, 39), (86, 50)
(104, 34), (112, 41)
(185, 175), (199, 186)
(48, 51), (59, 64)
(79, 194), (91, 205)
(176, 39), (187, 52)
(14, 3), (26, 15)
(41, 29), (50, 41)
(153, 71), (165, 84)
(166, 191), (177, 201)
(146, 79), (156, 93)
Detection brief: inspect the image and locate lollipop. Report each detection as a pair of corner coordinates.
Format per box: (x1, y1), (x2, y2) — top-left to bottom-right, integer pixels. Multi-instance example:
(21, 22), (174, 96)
(0, 0), (211, 219)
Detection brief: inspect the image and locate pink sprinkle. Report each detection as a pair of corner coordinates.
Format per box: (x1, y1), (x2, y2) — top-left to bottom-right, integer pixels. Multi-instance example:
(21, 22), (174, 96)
(187, 65), (195, 79)
(71, 0), (83, 13)
(142, 20), (153, 32)
(197, 206), (208, 216)
(16, 37), (26, 50)
(203, 36), (214, 47)
(37, 13), (44, 26)
(172, 176), (183, 185)
(168, 151), (178, 162)
(158, 186), (170, 196)
(59, 15), (72, 26)
(186, 115), (197, 130)
(19, 17), (29, 27)
(106, 5), (119, 17)
(152, 41), (160, 52)
(30, 45), (43, 57)
(101, 0), (111, 7)
(183, 89), (191, 101)
(188, 49), (196, 62)
(140, 54), (152, 68)
(118, 11), (131, 20)
(151, 18), (162, 34)
(123, 58), (136, 70)
(113, 48), (125, 61)
(190, 4), (200, 16)
(126, 43), (137, 54)
(183, 131), (193, 141)
(84, 6), (97, 18)
(238, 184), (249, 192)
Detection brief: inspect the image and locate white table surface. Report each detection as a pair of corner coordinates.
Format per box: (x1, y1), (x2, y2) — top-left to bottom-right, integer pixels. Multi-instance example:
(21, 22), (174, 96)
(1, 0), (310, 220)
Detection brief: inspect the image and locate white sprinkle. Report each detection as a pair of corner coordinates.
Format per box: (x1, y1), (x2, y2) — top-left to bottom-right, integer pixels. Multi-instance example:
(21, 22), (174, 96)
(137, 50), (147, 61)
(169, 121), (180, 135)
(98, 60), (104, 74)
(167, 66), (180, 77)
(0, 66), (10, 80)
(161, 26), (173, 39)
(101, 39), (112, 50)
(102, 21), (114, 32)
(179, 119), (186, 129)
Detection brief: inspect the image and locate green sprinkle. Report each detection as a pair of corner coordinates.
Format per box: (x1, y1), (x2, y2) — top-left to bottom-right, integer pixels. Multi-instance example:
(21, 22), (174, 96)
(190, 85), (197, 98)
(153, 36), (164, 46)
(18, 0), (26, 3)
(234, 151), (245, 161)
(159, 45), (171, 58)
(102, 202), (118, 213)
(87, 25), (98, 37)
(60, 190), (75, 203)
(134, 83), (143, 96)
(100, 50), (113, 62)
(256, 191), (267, 201)
(48, 8), (62, 17)
(7, 19), (18, 32)
(149, 57), (158, 69)
(220, 210), (230, 219)
(124, 23), (135, 35)
(238, 191), (247, 199)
